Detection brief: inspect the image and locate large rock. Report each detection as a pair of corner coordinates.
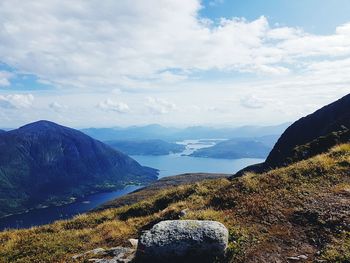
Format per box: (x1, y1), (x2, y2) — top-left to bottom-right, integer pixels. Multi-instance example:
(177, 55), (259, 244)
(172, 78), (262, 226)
(137, 220), (229, 262)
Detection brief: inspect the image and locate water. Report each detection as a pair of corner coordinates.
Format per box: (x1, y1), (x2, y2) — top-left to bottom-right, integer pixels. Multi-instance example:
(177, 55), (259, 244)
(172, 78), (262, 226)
(0, 139), (264, 230)
(0, 185), (142, 230)
(132, 139), (264, 178)
(132, 155), (263, 178)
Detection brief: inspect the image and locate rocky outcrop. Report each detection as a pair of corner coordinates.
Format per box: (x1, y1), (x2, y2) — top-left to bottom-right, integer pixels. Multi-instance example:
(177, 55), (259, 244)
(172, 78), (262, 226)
(137, 220), (229, 263)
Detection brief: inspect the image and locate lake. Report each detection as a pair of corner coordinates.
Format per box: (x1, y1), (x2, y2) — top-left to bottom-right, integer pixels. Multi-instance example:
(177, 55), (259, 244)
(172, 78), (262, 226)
(0, 185), (142, 230)
(0, 139), (264, 230)
(132, 154), (263, 178)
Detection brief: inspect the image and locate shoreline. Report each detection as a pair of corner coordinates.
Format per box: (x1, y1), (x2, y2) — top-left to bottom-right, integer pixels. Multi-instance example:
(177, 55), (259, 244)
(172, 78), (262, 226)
(0, 183), (145, 220)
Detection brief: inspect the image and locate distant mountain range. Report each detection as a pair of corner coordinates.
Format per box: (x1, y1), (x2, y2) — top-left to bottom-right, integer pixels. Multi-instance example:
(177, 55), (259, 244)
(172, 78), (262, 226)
(0, 121), (158, 217)
(235, 93), (350, 175)
(105, 139), (185, 156)
(190, 135), (278, 159)
(81, 123), (290, 141)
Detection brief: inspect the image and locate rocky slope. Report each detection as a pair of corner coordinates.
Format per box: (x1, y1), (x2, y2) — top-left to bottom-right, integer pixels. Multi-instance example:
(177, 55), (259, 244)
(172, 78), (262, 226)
(0, 120), (158, 217)
(266, 93), (350, 168)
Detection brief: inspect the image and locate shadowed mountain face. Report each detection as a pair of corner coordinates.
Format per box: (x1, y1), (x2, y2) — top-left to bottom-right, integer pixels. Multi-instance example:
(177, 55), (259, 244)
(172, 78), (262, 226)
(0, 121), (158, 217)
(265, 93), (350, 168)
(235, 94), (350, 176)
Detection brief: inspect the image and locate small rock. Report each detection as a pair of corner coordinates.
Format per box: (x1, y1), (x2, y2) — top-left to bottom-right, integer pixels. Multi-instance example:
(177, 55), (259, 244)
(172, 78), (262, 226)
(84, 247), (135, 263)
(287, 255), (308, 261)
(128, 238), (138, 248)
(137, 220), (228, 262)
(179, 209), (189, 217)
(298, 255), (308, 260)
(72, 248), (106, 259)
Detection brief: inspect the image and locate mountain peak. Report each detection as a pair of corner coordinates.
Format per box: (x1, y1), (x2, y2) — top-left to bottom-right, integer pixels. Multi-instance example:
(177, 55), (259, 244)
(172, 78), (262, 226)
(18, 120), (67, 131)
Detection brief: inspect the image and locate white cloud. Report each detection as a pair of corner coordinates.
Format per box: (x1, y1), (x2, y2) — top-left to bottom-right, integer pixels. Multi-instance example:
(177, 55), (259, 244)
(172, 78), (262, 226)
(49, 101), (67, 112)
(0, 94), (34, 109)
(0, 0), (349, 91)
(97, 99), (130, 113)
(0, 1), (349, 127)
(0, 71), (13, 87)
(240, 95), (266, 109)
(145, 97), (177, 114)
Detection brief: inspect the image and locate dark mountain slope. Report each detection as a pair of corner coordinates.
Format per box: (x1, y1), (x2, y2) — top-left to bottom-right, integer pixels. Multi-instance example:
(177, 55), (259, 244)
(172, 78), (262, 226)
(235, 94), (350, 176)
(266, 93), (350, 168)
(0, 120), (158, 217)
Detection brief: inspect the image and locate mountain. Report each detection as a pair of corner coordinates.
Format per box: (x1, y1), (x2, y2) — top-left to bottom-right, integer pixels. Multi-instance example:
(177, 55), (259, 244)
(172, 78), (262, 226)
(235, 94), (350, 175)
(0, 120), (158, 217)
(105, 139), (185, 156)
(0, 129), (5, 134)
(189, 135), (278, 159)
(81, 123), (290, 141)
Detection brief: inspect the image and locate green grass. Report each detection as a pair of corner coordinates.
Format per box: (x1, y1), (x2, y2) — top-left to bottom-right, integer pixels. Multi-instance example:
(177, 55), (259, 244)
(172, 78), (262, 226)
(1, 144), (350, 262)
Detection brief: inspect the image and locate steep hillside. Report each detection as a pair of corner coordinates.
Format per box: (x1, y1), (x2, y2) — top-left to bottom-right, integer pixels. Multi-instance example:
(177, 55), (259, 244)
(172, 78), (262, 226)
(266, 93), (350, 168)
(105, 139), (185, 156)
(1, 144), (349, 262)
(0, 121), (158, 217)
(235, 94), (350, 176)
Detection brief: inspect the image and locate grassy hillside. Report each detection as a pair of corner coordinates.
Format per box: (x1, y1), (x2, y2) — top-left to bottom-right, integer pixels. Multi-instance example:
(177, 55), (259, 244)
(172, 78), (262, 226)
(0, 144), (349, 262)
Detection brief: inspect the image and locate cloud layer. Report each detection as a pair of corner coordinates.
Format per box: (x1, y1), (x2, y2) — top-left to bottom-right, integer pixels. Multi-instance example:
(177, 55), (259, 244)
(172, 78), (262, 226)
(0, 0), (349, 127)
(1, 0), (350, 90)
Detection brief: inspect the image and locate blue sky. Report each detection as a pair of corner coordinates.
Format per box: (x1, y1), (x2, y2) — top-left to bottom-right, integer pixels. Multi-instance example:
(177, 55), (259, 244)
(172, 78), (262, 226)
(201, 0), (350, 34)
(0, 0), (349, 128)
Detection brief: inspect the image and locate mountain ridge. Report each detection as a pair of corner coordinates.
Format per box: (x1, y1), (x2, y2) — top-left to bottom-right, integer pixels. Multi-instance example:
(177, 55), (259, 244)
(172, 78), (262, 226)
(0, 120), (158, 217)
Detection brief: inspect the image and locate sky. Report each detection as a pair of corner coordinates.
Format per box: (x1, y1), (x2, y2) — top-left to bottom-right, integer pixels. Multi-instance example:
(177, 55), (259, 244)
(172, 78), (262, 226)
(0, 0), (349, 128)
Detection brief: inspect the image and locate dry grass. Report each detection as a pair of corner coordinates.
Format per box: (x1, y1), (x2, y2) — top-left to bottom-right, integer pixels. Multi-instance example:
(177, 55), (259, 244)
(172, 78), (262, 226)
(1, 144), (350, 262)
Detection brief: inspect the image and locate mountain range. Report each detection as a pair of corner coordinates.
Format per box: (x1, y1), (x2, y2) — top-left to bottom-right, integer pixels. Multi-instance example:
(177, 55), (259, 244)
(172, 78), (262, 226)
(81, 123), (290, 141)
(105, 139), (185, 156)
(0, 121), (158, 217)
(189, 135), (278, 159)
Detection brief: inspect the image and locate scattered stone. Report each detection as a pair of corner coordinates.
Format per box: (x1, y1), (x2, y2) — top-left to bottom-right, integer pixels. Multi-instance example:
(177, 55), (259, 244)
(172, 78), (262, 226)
(72, 248), (106, 259)
(287, 255), (308, 261)
(137, 220), (228, 262)
(81, 247), (135, 263)
(298, 255), (308, 260)
(73, 247), (135, 262)
(179, 208), (189, 217)
(128, 238), (138, 248)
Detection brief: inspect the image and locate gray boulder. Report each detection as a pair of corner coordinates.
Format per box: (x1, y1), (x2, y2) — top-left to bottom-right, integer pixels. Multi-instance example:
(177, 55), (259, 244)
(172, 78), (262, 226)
(137, 220), (228, 262)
